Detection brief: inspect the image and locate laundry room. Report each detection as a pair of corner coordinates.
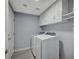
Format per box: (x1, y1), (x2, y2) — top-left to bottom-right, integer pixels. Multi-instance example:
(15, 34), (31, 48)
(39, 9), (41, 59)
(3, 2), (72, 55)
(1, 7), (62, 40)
(5, 0), (74, 59)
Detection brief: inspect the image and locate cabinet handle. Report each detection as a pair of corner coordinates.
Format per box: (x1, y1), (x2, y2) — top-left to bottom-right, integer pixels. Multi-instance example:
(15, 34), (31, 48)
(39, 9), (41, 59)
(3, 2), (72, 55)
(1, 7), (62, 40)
(8, 38), (11, 40)
(5, 49), (8, 55)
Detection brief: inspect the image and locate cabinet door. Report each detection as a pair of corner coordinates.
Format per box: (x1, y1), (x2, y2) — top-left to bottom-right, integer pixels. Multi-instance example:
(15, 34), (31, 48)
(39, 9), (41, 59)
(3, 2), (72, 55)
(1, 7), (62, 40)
(5, 0), (9, 59)
(5, 4), (14, 59)
(40, 0), (62, 26)
(8, 6), (14, 59)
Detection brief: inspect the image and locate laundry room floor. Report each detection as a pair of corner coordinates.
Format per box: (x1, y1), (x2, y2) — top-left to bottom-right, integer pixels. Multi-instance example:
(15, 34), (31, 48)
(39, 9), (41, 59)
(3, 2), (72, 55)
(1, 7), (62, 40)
(11, 49), (35, 59)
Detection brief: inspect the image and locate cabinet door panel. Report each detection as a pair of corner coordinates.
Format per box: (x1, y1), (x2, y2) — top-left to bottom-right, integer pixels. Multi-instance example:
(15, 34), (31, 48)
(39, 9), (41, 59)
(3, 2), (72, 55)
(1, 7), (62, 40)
(8, 6), (14, 59)
(40, 0), (62, 26)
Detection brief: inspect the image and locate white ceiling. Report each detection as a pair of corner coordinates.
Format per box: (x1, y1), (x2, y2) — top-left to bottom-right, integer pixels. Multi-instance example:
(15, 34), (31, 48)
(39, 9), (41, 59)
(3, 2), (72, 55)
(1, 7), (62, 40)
(10, 0), (56, 15)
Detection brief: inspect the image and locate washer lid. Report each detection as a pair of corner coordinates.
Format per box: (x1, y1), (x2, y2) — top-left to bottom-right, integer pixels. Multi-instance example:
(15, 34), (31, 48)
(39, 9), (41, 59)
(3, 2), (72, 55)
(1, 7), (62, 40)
(34, 34), (56, 40)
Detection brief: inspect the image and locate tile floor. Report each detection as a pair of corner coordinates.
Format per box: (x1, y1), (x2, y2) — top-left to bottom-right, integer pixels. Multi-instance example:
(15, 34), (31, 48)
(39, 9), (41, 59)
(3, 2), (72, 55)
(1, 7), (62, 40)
(11, 49), (35, 59)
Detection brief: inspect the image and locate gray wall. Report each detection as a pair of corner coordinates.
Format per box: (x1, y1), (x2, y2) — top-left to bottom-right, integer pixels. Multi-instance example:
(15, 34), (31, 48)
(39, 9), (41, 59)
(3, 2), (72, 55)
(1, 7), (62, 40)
(41, 20), (74, 59)
(41, 19), (73, 31)
(14, 12), (41, 50)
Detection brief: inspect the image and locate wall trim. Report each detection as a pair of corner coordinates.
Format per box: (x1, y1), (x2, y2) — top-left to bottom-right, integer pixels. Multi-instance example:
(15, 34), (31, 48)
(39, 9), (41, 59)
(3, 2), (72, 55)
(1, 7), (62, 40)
(14, 47), (31, 52)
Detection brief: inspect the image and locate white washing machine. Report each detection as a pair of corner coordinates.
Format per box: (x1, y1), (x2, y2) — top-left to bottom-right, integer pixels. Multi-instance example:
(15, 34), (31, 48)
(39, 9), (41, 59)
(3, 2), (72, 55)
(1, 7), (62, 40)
(32, 34), (59, 59)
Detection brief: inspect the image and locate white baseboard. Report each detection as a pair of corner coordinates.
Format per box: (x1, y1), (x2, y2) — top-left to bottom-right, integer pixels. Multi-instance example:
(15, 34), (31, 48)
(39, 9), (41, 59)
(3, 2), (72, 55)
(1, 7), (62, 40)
(14, 47), (31, 52)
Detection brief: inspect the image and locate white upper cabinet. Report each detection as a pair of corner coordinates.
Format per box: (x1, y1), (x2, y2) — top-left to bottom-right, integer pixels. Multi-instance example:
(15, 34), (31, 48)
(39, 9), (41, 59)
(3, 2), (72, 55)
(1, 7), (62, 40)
(40, 0), (62, 26)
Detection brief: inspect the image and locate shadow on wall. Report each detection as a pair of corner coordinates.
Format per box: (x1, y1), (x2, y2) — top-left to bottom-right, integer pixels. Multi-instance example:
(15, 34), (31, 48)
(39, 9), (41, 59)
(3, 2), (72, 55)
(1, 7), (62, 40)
(59, 40), (66, 59)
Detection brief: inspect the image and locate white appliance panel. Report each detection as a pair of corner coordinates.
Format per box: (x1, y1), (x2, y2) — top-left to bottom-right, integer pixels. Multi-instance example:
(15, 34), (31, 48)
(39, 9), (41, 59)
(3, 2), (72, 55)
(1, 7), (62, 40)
(32, 34), (59, 59)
